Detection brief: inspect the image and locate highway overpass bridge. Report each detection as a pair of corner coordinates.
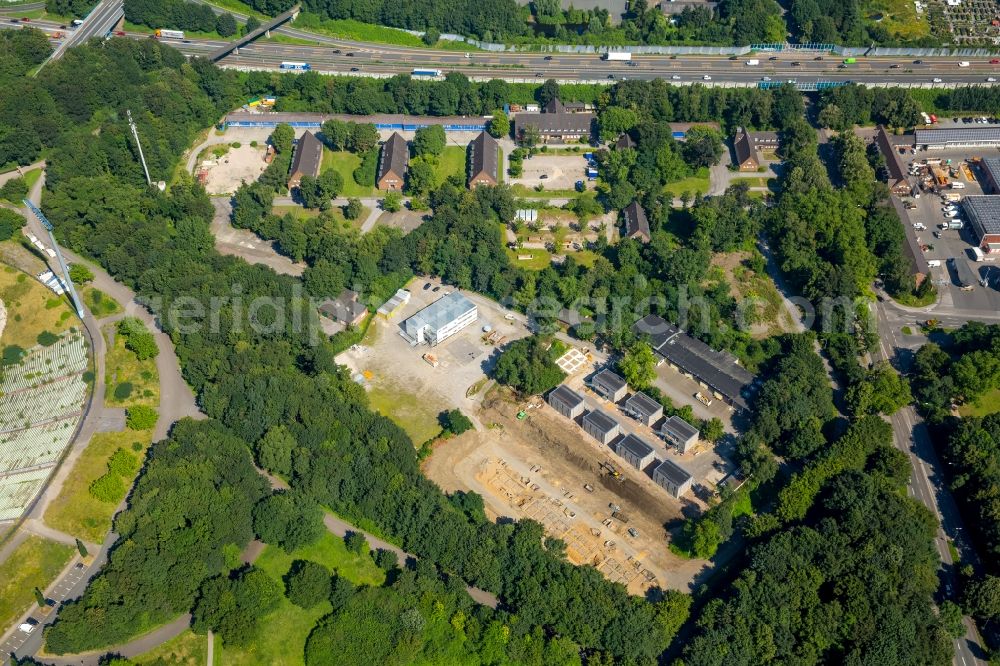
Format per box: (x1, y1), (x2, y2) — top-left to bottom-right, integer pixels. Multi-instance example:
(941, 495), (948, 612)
(206, 4), (300, 63)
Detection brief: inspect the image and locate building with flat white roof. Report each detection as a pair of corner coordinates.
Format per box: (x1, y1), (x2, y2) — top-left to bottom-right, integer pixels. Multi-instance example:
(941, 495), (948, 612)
(403, 293), (478, 345)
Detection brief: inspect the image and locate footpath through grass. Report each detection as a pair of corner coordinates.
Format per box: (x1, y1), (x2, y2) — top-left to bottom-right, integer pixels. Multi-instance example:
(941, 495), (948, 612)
(133, 629), (208, 666)
(0, 536), (74, 630)
(217, 531), (385, 666)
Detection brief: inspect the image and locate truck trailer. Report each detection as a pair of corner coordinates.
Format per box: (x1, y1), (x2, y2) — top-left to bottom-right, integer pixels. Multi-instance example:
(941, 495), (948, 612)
(950, 257), (977, 290)
(745, 59), (760, 66)
(603, 52), (632, 61)
(154, 29), (184, 39)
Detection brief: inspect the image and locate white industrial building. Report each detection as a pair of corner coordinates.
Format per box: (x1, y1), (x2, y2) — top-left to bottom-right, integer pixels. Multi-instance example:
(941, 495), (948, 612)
(402, 292), (478, 346)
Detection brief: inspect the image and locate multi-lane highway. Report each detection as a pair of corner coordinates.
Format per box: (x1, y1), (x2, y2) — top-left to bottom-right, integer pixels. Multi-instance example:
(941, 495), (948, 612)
(5, 9), (1000, 86)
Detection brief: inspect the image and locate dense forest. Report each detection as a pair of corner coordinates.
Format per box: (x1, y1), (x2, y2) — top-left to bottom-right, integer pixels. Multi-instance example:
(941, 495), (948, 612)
(5, 35), (688, 662)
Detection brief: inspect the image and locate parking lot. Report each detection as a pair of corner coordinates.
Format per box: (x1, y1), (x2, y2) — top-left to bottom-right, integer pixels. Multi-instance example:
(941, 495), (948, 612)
(894, 147), (1000, 312)
(0, 558), (86, 664)
(511, 153), (593, 191)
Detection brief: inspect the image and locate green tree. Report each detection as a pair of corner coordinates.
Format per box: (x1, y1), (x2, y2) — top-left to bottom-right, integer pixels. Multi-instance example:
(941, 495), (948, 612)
(413, 125), (446, 157)
(965, 575), (1000, 622)
(0, 177), (28, 203)
(344, 198), (363, 220)
(487, 111), (510, 139)
(618, 342), (656, 390)
(253, 491), (324, 553)
(382, 190), (403, 213)
(0, 209), (25, 240)
(344, 531), (368, 555)
(244, 15), (260, 34)
(89, 473), (125, 503)
(68, 263), (94, 284)
(117, 317), (158, 361)
(284, 559), (331, 609)
(192, 568), (282, 647)
(440, 409), (474, 435)
(492, 336), (566, 395)
(256, 425), (295, 477)
(216, 12), (238, 37)
(126, 405), (158, 431)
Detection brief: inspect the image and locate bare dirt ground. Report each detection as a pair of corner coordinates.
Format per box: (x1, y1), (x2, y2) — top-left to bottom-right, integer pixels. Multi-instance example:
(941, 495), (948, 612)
(511, 154), (589, 191)
(200, 144), (268, 195)
(423, 388), (714, 593)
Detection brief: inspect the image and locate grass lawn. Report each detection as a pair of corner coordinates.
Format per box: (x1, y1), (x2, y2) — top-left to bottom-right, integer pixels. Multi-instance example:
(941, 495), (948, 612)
(22, 167), (41, 190)
(573, 249), (599, 267)
(865, 0), (930, 40)
(201, 0), (269, 18)
(0, 536), (73, 630)
(432, 146), (467, 186)
(730, 176), (778, 191)
(322, 149), (374, 198)
(273, 204), (369, 231)
(295, 13), (426, 48)
(104, 321), (159, 408)
(219, 532), (384, 666)
(81, 286), (122, 318)
(0, 264), (77, 349)
(134, 629), (208, 666)
(43, 429), (154, 544)
(958, 387), (1000, 417)
(263, 33), (322, 46)
(368, 381), (443, 445)
(663, 167), (711, 198)
(506, 247), (552, 270)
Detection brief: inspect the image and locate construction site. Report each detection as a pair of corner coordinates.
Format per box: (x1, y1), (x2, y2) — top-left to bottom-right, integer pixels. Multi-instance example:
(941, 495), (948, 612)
(424, 386), (714, 594)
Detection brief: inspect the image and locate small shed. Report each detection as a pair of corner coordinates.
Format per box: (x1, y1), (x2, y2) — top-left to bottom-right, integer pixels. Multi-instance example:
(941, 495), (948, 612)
(583, 410), (620, 445)
(592, 369), (628, 403)
(624, 391), (663, 427)
(548, 385), (585, 419)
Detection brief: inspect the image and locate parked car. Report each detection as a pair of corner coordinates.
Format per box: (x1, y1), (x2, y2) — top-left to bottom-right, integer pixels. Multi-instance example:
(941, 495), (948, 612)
(703, 74), (712, 80)
(933, 78), (943, 83)
(671, 74), (681, 80)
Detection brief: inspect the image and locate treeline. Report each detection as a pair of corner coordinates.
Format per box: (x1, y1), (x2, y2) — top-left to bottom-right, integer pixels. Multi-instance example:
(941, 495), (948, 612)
(909, 323), (1000, 649)
(47, 420), (271, 651)
(817, 84), (923, 129)
(0, 29), (56, 169)
(124, 0), (240, 37)
(27, 42), (689, 661)
(681, 332), (952, 661)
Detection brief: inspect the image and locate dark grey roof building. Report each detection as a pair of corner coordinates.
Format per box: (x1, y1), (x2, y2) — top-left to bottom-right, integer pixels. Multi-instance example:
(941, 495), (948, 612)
(318, 289), (367, 326)
(914, 127), (1000, 149)
(980, 157), (1000, 194)
(660, 415), (699, 454)
(962, 195), (1000, 252)
(516, 99), (595, 143)
(874, 125), (911, 195)
(624, 391), (663, 426)
(652, 459), (693, 498)
(634, 314), (755, 411)
(287, 130), (323, 190)
(614, 434), (656, 471)
(548, 385), (585, 419)
(591, 369), (628, 403)
(377, 132), (409, 191)
(468, 131), (499, 188)
(623, 201), (651, 243)
(583, 409), (620, 445)
(615, 133), (636, 150)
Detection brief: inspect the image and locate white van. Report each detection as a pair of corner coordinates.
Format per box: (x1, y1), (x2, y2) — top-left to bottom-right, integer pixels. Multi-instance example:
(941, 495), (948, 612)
(951, 182), (966, 189)
(959, 61), (971, 67)
(927, 259), (942, 267)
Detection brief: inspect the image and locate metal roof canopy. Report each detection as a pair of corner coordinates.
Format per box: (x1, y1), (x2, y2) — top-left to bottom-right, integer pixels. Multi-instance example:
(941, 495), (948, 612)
(22, 200), (85, 319)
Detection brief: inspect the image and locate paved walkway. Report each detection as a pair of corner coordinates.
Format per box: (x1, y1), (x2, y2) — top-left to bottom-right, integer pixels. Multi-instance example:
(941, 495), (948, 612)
(0, 160), (45, 190)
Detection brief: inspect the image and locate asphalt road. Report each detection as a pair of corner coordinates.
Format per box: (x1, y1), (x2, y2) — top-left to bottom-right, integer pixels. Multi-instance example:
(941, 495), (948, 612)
(44, 0), (122, 64)
(872, 298), (990, 666)
(5, 15), (1000, 86)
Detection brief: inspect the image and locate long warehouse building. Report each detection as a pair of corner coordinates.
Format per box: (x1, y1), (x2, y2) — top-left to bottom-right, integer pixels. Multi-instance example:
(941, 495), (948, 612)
(225, 112), (488, 131)
(914, 126), (1000, 150)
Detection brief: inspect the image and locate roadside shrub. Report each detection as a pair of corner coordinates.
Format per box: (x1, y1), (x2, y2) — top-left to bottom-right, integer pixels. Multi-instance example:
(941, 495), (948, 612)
(353, 149), (377, 187)
(126, 405), (158, 431)
(68, 264), (94, 284)
(117, 317), (158, 361)
(89, 472), (125, 503)
(113, 382), (133, 400)
(2, 345), (25, 365)
(440, 409), (474, 435)
(108, 448), (139, 477)
(0, 177), (28, 203)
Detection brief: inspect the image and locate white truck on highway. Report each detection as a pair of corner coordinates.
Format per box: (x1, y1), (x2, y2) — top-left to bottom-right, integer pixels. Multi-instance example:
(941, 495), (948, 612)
(746, 59), (760, 66)
(959, 61), (971, 67)
(603, 52), (632, 61)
